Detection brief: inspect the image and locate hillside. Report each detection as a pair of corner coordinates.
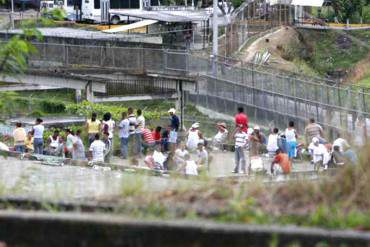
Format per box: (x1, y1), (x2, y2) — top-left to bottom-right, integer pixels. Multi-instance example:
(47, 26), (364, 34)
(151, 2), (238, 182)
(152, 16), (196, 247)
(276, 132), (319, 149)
(238, 27), (370, 85)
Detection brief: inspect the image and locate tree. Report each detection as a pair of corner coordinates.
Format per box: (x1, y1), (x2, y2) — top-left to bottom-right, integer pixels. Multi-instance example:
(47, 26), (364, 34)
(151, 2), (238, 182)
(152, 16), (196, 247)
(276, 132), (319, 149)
(0, 29), (42, 75)
(331, 0), (367, 22)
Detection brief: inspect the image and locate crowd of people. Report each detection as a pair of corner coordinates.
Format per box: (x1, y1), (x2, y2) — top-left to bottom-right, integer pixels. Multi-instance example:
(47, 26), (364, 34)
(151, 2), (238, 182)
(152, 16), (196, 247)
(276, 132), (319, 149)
(6, 105), (368, 177)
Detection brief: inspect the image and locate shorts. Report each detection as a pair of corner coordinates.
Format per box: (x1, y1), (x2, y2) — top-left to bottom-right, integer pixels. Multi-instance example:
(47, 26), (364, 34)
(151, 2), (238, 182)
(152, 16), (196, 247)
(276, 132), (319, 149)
(169, 131), (178, 144)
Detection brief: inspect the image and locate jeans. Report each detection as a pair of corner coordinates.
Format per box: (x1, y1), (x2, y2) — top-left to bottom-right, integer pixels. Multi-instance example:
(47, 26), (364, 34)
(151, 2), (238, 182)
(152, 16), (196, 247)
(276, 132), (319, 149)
(120, 137), (129, 159)
(234, 146), (246, 173)
(34, 138), (44, 155)
(15, 145), (25, 153)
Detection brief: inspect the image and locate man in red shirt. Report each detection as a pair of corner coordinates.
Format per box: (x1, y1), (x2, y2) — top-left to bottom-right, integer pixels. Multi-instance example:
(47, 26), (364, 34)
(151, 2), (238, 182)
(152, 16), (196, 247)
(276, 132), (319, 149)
(271, 149), (292, 175)
(235, 107), (249, 132)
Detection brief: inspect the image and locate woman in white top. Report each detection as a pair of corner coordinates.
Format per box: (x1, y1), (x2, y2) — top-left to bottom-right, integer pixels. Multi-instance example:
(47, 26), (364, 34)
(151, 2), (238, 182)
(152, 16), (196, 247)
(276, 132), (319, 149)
(186, 122), (203, 151)
(33, 118), (45, 155)
(285, 121), (298, 159)
(47, 130), (60, 155)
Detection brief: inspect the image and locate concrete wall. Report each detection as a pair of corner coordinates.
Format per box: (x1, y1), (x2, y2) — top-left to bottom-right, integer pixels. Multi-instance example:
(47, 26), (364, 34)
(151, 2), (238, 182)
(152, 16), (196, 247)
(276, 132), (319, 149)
(0, 211), (370, 247)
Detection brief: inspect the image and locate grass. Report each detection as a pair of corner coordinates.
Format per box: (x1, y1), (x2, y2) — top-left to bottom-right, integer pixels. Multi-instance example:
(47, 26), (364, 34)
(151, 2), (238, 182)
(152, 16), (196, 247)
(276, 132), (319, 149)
(297, 29), (369, 76)
(100, 144), (370, 231)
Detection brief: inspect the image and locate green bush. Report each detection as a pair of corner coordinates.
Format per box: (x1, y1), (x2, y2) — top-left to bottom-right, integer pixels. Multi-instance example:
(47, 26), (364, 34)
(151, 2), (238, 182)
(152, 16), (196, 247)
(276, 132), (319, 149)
(40, 100), (66, 113)
(28, 110), (44, 117)
(66, 101), (162, 121)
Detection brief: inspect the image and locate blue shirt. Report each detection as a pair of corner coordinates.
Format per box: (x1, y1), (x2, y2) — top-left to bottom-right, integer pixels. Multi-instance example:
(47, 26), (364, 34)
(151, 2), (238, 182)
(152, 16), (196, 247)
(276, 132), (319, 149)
(171, 115), (180, 131)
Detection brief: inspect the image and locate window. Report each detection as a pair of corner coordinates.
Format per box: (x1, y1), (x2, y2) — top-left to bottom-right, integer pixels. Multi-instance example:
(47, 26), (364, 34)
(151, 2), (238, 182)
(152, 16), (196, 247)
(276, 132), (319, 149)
(109, 0), (140, 9)
(94, 0), (100, 8)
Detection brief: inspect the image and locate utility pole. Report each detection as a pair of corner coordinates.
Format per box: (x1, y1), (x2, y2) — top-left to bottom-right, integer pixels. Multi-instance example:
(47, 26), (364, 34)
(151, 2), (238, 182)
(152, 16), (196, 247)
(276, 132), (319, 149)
(211, 0), (218, 76)
(10, 0), (14, 29)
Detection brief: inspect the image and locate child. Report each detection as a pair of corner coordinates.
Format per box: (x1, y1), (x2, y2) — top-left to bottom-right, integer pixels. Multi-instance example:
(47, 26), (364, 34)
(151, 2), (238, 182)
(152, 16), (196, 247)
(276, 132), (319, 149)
(184, 154), (198, 176)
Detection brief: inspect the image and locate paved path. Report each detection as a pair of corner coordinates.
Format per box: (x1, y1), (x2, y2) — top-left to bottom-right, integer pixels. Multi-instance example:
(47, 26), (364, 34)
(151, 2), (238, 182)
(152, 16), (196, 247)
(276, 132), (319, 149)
(0, 156), (192, 201)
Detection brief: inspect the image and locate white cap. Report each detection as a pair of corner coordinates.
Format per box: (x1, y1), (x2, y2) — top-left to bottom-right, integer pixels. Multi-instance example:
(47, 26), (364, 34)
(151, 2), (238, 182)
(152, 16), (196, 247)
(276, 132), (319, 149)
(168, 108), (176, 114)
(312, 137), (319, 143)
(191, 122), (200, 129)
(253, 125), (260, 130)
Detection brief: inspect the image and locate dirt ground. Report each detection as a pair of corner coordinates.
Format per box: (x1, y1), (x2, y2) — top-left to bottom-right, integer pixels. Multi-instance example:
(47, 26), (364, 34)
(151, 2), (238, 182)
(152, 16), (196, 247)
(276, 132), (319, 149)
(238, 26), (303, 72)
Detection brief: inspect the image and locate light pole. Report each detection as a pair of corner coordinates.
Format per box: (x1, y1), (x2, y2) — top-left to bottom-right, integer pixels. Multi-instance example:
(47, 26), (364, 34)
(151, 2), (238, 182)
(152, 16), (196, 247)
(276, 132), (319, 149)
(211, 0), (218, 76)
(10, 0), (15, 29)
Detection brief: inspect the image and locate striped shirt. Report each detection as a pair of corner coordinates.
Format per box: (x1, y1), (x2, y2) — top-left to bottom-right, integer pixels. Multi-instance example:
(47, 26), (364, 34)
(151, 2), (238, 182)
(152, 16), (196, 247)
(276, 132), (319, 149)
(235, 132), (248, 147)
(142, 128), (155, 144)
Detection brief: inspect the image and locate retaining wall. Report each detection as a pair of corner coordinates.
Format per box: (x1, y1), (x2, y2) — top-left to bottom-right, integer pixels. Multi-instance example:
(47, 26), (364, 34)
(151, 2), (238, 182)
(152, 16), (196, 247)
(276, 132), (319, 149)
(0, 211), (370, 247)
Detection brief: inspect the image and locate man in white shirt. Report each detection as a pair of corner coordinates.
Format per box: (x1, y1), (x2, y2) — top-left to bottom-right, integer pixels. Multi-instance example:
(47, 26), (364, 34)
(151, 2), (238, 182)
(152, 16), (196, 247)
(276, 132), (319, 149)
(311, 137), (330, 171)
(89, 134), (106, 164)
(119, 112), (130, 159)
(33, 118), (45, 155)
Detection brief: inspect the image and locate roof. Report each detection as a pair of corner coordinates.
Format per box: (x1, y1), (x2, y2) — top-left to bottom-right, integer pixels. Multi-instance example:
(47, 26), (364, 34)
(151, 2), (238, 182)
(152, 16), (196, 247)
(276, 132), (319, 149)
(103, 20), (158, 33)
(109, 9), (210, 23)
(291, 0), (324, 7)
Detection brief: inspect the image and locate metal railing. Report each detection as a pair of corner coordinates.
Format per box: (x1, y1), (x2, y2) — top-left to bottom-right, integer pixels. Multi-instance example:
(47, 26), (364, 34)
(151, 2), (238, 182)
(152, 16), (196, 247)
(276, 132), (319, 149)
(26, 42), (370, 136)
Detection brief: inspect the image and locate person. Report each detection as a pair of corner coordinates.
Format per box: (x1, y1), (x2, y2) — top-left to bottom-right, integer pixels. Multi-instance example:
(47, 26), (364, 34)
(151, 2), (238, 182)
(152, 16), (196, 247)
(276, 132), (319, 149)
(89, 133), (106, 164)
(196, 141), (208, 168)
(86, 112), (101, 146)
(332, 145), (345, 166)
(235, 107), (248, 133)
(304, 118), (324, 145)
(128, 107), (137, 135)
(13, 122), (26, 153)
(233, 125), (248, 174)
(142, 127), (156, 152)
(32, 118), (44, 155)
(311, 137), (330, 171)
(152, 126), (162, 144)
(343, 146), (358, 165)
(118, 112), (130, 159)
(168, 108), (179, 145)
(249, 125), (266, 157)
(46, 130), (60, 156)
(285, 121), (298, 160)
(102, 131), (112, 163)
(54, 137), (65, 157)
(212, 122), (228, 150)
(128, 107), (141, 162)
(186, 122), (203, 151)
(136, 109), (145, 131)
(72, 130), (86, 161)
(184, 154), (198, 176)
(65, 129), (75, 156)
(174, 142), (189, 168)
(101, 112), (115, 145)
(161, 127), (170, 152)
(25, 131), (34, 153)
(267, 128), (279, 155)
(271, 149), (292, 175)
(332, 133), (350, 153)
(353, 116), (367, 148)
(153, 144), (167, 170)
(144, 149), (156, 169)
